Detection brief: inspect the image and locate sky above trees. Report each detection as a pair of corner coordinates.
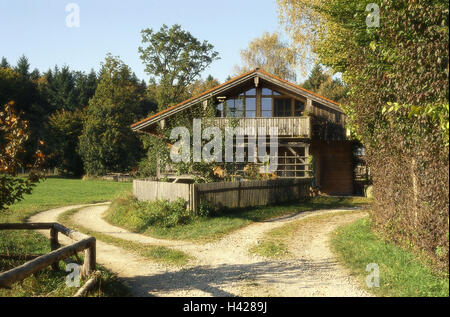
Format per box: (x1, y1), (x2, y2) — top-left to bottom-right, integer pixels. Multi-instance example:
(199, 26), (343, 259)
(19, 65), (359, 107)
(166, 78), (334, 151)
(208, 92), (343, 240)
(1, 0), (286, 83)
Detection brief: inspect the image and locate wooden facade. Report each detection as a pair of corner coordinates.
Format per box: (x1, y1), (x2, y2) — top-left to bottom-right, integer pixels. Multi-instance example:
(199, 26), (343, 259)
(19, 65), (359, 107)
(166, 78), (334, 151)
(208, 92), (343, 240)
(132, 68), (356, 196)
(310, 140), (354, 196)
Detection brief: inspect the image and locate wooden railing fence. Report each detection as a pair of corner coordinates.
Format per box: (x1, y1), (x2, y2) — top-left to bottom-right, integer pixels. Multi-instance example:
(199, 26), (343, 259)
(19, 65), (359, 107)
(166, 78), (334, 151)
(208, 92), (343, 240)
(0, 222), (96, 291)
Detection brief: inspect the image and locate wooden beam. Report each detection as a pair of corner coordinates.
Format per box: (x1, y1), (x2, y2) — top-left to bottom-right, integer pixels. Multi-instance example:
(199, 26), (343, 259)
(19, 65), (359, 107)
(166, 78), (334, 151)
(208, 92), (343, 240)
(0, 237), (96, 288)
(52, 223), (91, 241)
(50, 227), (60, 270)
(0, 223), (54, 230)
(74, 271), (101, 297)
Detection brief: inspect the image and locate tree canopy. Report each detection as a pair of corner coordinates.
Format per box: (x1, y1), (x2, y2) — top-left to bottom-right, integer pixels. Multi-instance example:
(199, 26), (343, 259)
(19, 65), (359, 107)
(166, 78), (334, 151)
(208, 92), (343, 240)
(301, 63), (348, 102)
(78, 55), (144, 176)
(139, 24), (220, 110)
(235, 32), (298, 82)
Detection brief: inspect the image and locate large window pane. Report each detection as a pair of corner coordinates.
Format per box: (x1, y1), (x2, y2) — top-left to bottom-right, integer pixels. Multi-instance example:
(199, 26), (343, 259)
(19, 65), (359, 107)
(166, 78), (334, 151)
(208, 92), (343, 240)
(216, 103), (224, 117)
(226, 98), (244, 117)
(294, 100), (305, 116)
(262, 88), (272, 95)
(235, 98), (243, 116)
(262, 98), (272, 117)
(274, 98), (292, 117)
(245, 98), (256, 117)
(225, 99), (235, 117)
(245, 88), (256, 95)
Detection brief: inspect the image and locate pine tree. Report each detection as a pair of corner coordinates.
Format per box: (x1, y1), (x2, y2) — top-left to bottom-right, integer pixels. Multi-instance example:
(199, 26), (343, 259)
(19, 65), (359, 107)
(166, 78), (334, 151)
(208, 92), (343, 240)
(0, 57), (9, 68)
(302, 64), (328, 92)
(14, 55), (30, 77)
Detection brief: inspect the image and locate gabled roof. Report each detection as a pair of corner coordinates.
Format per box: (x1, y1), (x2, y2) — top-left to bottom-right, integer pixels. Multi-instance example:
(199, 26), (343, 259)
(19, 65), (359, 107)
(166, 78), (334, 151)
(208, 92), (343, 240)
(131, 68), (343, 131)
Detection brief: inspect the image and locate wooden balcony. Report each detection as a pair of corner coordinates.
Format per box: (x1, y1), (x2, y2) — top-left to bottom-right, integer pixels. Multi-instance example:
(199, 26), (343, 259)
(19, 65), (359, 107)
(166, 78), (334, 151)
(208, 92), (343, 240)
(203, 116), (311, 138)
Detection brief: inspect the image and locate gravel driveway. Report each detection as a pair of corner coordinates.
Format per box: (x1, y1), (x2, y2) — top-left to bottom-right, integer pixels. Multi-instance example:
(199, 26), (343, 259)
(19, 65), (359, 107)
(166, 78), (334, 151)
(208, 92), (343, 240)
(29, 203), (370, 297)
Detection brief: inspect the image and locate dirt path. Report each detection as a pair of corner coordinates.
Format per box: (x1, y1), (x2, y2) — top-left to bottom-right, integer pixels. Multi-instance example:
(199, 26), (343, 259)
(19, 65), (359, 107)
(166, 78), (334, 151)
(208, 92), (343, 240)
(30, 203), (370, 297)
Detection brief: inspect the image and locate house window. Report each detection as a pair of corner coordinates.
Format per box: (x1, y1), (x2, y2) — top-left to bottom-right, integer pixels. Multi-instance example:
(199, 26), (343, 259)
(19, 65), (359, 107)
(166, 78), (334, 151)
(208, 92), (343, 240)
(261, 98), (272, 117)
(221, 88), (257, 118)
(243, 88), (256, 95)
(294, 100), (305, 116)
(216, 103), (224, 117)
(246, 97), (256, 117)
(274, 98), (291, 117)
(216, 87), (305, 118)
(226, 98), (244, 117)
(262, 88), (282, 96)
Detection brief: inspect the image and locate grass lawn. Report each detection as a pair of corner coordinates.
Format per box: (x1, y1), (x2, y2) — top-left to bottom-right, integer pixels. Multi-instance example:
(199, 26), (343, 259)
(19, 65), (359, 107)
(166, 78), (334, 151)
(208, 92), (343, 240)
(0, 177), (132, 297)
(331, 217), (449, 297)
(106, 195), (372, 243)
(4, 177), (132, 221)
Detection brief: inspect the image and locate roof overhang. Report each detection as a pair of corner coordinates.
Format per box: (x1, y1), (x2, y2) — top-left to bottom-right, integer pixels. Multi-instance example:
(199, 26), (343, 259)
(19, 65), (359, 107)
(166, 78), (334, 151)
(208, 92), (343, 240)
(131, 69), (343, 132)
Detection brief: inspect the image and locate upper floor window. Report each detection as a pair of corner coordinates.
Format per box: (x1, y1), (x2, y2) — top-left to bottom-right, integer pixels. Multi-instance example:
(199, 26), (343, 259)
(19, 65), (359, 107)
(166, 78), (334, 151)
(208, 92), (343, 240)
(294, 100), (305, 116)
(215, 87), (305, 118)
(261, 97), (272, 117)
(262, 88), (281, 96)
(274, 98), (291, 117)
(226, 98), (244, 117)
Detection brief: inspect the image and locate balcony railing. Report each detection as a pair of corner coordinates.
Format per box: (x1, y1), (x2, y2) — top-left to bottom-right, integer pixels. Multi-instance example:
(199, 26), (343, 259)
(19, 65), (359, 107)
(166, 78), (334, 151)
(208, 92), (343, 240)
(203, 116), (311, 138)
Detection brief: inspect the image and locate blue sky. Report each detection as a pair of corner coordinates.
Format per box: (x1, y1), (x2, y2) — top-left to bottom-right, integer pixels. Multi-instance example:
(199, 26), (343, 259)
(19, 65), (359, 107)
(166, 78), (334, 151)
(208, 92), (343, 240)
(1, 0), (288, 83)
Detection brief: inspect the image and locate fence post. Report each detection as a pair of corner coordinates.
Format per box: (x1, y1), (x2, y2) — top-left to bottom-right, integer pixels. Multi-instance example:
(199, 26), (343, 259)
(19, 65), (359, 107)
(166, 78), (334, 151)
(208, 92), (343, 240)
(82, 240), (96, 277)
(192, 184), (198, 214)
(50, 227), (59, 270)
(238, 181), (242, 208)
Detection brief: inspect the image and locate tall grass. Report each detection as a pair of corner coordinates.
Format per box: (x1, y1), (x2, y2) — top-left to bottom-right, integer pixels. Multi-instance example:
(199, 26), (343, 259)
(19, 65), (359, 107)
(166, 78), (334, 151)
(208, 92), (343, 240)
(331, 218), (449, 297)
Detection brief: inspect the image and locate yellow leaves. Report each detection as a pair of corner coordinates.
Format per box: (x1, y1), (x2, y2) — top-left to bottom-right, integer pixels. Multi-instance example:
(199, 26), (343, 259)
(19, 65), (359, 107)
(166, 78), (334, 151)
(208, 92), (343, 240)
(235, 32), (299, 81)
(0, 101), (33, 175)
(277, 0), (337, 74)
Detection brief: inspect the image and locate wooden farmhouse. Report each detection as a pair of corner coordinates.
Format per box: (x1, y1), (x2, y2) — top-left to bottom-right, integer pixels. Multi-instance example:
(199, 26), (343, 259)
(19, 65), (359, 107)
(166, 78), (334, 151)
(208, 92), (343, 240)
(131, 68), (357, 196)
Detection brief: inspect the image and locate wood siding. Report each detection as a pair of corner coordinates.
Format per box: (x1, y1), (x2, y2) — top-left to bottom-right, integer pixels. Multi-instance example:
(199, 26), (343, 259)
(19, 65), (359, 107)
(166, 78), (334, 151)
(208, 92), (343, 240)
(134, 179), (312, 212)
(310, 140), (354, 196)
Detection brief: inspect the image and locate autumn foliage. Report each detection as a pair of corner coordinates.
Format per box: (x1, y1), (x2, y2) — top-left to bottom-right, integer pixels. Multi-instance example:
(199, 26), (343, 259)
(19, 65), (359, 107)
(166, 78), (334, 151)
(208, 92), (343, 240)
(0, 101), (45, 211)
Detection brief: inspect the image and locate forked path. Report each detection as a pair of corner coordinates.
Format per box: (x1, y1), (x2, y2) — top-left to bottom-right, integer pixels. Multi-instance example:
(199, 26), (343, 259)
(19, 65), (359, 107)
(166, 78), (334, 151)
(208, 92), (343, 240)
(30, 203), (371, 297)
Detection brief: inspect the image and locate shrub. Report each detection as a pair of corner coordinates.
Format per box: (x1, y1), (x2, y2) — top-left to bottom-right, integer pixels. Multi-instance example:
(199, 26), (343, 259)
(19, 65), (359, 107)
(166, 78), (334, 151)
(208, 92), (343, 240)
(139, 198), (192, 228)
(107, 196), (196, 230)
(197, 200), (222, 218)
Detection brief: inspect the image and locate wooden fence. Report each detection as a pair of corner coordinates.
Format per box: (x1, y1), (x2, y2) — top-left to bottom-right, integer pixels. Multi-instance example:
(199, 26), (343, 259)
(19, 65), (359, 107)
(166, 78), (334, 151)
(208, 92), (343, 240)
(134, 178), (312, 212)
(0, 222), (96, 293)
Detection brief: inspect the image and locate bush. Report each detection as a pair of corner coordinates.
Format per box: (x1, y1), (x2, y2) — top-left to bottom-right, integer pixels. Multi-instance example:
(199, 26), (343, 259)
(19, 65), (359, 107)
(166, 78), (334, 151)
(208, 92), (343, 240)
(106, 195), (196, 230)
(197, 200), (222, 218)
(139, 198), (192, 228)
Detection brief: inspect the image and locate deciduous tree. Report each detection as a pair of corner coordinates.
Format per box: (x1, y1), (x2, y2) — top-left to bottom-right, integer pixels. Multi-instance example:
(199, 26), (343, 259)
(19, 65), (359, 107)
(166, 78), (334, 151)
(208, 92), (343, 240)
(234, 32), (298, 82)
(139, 24), (220, 110)
(78, 55), (144, 175)
(0, 101), (44, 211)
